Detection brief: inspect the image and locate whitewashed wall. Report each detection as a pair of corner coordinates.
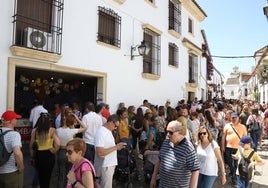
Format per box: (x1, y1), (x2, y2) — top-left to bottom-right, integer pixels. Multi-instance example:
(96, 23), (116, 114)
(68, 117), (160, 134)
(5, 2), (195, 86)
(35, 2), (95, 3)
(0, 0), (207, 114)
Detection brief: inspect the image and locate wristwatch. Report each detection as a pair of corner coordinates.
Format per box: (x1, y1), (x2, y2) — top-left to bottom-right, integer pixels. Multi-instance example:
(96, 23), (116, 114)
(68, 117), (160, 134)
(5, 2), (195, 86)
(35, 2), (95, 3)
(72, 180), (78, 187)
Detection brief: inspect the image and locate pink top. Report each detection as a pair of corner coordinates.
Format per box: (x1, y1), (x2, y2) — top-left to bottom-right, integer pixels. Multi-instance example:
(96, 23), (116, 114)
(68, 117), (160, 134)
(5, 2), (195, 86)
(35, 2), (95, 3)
(67, 158), (95, 188)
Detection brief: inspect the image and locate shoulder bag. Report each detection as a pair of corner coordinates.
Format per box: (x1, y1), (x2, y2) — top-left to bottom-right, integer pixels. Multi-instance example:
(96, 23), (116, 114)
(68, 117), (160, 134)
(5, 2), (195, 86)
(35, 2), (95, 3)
(230, 124), (241, 139)
(74, 160), (101, 188)
(247, 116), (260, 132)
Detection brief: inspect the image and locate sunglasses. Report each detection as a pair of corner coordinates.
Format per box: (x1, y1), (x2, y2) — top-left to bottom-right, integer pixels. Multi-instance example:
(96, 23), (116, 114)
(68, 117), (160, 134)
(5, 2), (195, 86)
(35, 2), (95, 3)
(167, 130), (176, 135)
(66, 150), (74, 155)
(199, 132), (207, 136)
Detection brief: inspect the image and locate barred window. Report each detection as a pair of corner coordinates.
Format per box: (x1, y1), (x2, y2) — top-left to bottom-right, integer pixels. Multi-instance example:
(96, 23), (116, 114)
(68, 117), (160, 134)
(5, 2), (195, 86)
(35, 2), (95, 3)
(97, 6), (121, 48)
(168, 43), (178, 67)
(143, 28), (161, 75)
(189, 53), (198, 83)
(12, 0), (64, 54)
(168, 0), (181, 33)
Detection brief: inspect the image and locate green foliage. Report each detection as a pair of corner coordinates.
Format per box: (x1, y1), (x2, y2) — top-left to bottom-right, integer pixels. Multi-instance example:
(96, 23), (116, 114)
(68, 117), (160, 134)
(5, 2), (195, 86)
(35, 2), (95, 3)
(253, 91), (259, 101)
(258, 60), (268, 82)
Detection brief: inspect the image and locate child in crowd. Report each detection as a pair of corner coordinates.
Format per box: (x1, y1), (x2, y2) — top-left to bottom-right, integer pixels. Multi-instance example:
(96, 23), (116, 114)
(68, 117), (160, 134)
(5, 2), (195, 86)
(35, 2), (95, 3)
(233, 136), (264, 188)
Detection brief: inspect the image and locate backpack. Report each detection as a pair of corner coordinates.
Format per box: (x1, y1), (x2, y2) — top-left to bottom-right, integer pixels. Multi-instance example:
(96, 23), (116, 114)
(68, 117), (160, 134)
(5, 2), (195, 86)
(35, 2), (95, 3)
(0, 129), (13, 166)
(238, 149), (255, 180)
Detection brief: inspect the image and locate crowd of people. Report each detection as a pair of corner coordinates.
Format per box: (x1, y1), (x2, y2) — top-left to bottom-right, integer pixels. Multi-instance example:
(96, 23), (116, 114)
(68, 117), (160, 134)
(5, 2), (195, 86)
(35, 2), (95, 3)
(0, 97), (267, 188)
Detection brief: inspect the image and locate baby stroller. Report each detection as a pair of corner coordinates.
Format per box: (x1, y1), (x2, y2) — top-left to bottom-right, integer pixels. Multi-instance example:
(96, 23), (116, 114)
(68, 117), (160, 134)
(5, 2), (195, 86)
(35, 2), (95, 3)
(143, 150), (159, 184)
(114, 138), (135, 187)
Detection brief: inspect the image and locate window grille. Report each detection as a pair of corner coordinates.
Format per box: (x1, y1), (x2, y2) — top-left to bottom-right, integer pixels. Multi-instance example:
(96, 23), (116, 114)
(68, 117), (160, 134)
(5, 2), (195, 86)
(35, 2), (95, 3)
(143, 28), (161, 76)
(189, 53), (198, 83)
(97, 6), (121, 48)
(168, 0), (181, 33)
(168, 43), (178, 67)
(12, 0), (64, 54)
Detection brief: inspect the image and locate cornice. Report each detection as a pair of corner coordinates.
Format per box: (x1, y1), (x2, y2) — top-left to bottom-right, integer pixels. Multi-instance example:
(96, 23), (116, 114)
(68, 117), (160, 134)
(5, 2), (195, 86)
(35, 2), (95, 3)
(181, 0), (207, 22)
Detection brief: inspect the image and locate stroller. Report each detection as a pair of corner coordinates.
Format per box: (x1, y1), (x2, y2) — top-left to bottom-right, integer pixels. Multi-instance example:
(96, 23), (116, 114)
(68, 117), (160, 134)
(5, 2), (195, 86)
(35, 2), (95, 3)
(143, 150), (159, 184)
(114, 138), (135, 187)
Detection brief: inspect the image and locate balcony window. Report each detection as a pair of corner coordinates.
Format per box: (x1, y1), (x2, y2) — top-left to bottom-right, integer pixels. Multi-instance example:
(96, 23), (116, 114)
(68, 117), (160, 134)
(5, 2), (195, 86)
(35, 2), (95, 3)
(12, 0), (64, 54)
(97, 6), (121, 48)
(168, 0), (181, 33)
(189, 53), (198, 83)
(168, 43), (178, 67)
(143, 28), (161, 76)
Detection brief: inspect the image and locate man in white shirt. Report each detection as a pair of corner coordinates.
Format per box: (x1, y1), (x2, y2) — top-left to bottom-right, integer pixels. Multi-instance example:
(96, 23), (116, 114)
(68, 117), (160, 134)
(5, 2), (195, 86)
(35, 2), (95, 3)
(29, 99), (48, 128)
(94, 114), (126, 188)
(82, 102), (102, 162)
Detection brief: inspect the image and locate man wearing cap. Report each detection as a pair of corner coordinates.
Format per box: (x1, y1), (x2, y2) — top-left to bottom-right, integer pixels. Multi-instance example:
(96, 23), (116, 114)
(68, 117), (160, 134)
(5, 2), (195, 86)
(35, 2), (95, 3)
(0, 110), (24, 188)
(221, 112), (247, 186)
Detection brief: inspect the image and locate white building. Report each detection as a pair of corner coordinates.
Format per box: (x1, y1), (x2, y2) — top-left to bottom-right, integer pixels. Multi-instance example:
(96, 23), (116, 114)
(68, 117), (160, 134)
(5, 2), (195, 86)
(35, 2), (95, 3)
(224, 66), (252, 100)
(250, 45), (268, 102)
(210, 67), (224, 100)
(224, 67), (241, 99)
(1, 0), (208, 116)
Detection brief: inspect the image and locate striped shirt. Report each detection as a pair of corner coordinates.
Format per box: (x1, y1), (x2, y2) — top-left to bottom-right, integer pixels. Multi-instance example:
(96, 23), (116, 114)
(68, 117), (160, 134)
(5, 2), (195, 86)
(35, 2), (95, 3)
(159, 138), (200, 188)
(0, 128), (22, 174)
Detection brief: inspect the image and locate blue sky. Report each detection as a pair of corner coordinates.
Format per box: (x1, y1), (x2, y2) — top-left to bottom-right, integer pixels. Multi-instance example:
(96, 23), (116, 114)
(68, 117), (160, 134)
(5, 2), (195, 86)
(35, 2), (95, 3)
(196, 0), (268, 79)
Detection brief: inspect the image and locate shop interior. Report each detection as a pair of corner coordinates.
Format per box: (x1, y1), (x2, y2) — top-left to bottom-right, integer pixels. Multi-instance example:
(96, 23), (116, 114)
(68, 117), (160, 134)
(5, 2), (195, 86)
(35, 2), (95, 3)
(14, 67), (97, 120)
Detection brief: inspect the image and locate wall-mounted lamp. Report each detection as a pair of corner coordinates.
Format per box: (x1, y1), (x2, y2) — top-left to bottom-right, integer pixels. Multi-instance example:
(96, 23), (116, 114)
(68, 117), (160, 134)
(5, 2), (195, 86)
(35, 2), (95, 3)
(263, 1), (268, 20)
(130, 40), (150, 60)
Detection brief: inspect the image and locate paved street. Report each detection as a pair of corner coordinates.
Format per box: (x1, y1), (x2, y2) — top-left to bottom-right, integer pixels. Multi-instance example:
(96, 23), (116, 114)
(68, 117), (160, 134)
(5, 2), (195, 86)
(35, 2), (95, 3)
(22, 138), (268, 188)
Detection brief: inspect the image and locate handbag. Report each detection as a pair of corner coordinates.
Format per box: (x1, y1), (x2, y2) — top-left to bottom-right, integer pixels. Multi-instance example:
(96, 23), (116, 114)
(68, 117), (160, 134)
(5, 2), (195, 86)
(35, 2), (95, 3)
(247, 117), (260, 132)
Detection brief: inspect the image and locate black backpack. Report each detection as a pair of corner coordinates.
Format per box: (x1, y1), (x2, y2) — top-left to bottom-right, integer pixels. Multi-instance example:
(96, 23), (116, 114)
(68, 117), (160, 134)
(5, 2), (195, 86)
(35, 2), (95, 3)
(238, 149), (255, 180)
(0, 129), (13, 166)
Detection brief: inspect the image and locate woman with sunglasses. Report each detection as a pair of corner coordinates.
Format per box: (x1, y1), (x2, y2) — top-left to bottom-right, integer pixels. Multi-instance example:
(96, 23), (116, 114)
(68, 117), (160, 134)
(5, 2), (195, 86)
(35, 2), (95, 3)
(196, 126), (226, 188)
(56, 111), (87, 188)
(66, 138), (96, 188)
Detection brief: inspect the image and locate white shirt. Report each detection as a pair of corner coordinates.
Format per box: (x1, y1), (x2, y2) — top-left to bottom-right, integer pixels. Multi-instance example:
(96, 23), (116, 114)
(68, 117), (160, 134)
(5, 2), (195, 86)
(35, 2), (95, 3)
(94, 126), (117, 167)
(29, 105), (48, 128)
(55, 113), (61, 129)
(82, 112), (102, 145)
(56, 127), (79, 146)
(196, 140), (219, 176)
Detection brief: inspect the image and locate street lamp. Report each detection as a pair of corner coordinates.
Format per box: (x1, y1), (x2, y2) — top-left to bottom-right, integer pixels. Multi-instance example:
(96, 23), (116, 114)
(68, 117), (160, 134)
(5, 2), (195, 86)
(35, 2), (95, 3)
(130, 40), (150, 60)
(263, 1), (268, 20)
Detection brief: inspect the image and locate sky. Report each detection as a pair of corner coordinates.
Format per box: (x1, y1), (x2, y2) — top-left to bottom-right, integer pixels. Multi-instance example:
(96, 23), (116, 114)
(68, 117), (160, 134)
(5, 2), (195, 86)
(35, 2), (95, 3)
(196, 0), (268, 79)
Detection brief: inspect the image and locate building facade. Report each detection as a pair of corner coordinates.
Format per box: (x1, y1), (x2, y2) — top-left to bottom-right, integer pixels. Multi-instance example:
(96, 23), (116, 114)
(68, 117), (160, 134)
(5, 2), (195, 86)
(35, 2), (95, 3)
(1, 0), (209, 117)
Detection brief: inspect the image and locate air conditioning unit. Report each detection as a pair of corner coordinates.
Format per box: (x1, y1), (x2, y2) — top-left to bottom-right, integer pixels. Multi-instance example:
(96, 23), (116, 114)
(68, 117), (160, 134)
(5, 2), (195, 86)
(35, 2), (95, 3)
(23, 27), (53, 52)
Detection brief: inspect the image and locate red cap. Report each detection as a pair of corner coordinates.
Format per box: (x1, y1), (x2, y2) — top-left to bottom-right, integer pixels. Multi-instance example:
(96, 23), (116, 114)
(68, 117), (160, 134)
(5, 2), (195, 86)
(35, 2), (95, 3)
(1, 110), (22, 121)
